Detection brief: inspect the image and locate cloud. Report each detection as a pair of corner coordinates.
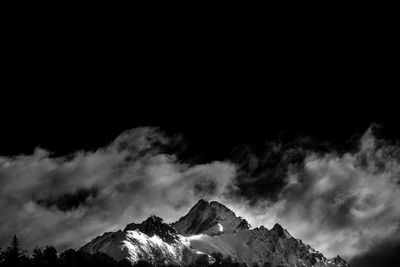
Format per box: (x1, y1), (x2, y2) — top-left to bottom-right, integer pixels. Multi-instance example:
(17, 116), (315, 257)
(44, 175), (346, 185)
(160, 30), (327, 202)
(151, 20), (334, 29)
(1, 124), (399, 265)
(227, 124), (400, 261)
(0, 127), (236, 251)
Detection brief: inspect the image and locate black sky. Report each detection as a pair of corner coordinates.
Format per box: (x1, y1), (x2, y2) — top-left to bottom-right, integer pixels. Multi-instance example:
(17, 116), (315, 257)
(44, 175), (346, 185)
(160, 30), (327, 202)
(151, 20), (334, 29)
(2, 29), (399, 157)
(2, 10), (398, 160)
(1, 10), (399, 267)
(3, 15), (398, 156)
(1, 87), (398, 161)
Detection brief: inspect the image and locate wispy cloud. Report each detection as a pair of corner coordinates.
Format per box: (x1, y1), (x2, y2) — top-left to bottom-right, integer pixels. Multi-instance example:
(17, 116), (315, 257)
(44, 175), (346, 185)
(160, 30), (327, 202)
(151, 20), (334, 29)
(0, 127), (236, 251)
(226, 125), (400, 261)
(1, 124), (399, 265)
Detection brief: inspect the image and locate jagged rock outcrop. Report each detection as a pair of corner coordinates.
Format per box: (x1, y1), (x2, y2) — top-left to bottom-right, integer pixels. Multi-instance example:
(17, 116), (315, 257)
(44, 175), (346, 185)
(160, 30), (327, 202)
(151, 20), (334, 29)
(172, 199), (250, 236)
(81, 216), (212, 266)
(124, 215), (179, 243)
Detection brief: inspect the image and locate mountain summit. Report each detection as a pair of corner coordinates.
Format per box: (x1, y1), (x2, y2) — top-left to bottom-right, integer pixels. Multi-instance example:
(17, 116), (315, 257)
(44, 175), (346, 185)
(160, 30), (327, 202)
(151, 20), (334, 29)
(172, 199), (250, 236)
(124, 215), (179, 243)
(81, 200), (348, 267)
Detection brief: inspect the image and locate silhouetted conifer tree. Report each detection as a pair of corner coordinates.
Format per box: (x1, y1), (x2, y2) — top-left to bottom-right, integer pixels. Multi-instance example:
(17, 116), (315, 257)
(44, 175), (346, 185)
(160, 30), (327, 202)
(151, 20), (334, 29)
(43, 246), (59, 266)
(31, 247), (44, 266)
(2, 235), (29, 267)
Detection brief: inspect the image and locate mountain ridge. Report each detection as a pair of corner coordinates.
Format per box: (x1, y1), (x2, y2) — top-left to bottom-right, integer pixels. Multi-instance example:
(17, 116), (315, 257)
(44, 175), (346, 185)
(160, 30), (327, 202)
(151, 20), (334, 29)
(81, 199), (349, 267)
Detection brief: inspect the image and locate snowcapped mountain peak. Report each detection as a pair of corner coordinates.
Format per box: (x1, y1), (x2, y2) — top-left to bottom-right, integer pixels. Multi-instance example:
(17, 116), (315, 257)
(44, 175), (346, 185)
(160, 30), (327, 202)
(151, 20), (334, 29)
(82, 215), (213, 266)
(81, 200), (348, 267)
(172, 199), (250, 236)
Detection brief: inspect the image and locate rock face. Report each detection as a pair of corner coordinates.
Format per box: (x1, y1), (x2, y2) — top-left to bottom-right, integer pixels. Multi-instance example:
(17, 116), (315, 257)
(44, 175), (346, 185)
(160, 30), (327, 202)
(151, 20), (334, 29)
(188, 224), (348, 267)
(81, 216), (212, 266)
(172, 199), (250, 236)
(81, 199), (349, 267)
(124, 215), (179, 243)
(176, 200), (348, 267)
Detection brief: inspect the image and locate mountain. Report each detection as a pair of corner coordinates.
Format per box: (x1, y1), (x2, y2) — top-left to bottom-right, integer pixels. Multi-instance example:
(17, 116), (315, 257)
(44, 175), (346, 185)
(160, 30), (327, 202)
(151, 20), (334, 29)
(172, 199), (250, 236)
(81, 215), (212, 266)
(81, 200), (349, 267)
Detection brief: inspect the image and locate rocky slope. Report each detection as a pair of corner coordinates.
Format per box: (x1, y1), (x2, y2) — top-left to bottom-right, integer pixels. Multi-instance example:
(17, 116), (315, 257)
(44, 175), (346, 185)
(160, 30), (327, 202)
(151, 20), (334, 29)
(81, 215), (212, 266)
(172, 199), (250, 236)
(81, 200), (349, 267)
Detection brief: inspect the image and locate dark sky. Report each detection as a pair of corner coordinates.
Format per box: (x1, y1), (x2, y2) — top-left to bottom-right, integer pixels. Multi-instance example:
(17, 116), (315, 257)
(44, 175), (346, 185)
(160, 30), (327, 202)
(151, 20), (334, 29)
(1, 87), (398, 160)
(2, 11), (399, 158)
(1, 15), (399, 266)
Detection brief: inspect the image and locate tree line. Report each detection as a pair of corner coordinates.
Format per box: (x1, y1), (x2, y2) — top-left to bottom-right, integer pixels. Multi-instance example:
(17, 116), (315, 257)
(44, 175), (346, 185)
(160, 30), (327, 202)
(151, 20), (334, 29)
(0, 235), (255, 267)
